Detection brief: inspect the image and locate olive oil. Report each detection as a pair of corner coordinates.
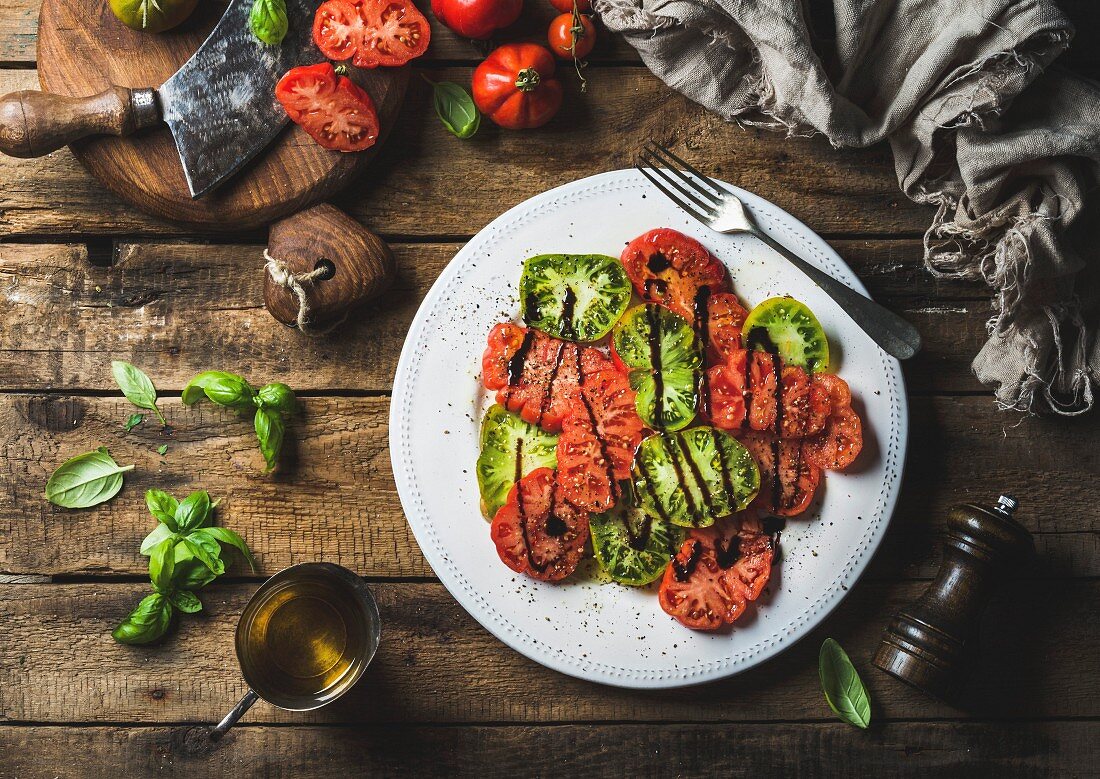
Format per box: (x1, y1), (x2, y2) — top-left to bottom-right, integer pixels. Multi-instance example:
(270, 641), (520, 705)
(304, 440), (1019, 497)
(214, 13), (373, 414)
(236, 567), (379, 710)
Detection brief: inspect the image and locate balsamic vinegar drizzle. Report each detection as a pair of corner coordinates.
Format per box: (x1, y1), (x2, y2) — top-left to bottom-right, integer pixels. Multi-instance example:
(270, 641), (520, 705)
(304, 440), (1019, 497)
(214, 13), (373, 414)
(714, 536), (741, 569)
(746, 326), (784, 512)
(513, 437), (524, 486)
(645, 305), (666, 430)
(506, 330), (535, 385)
(516, 477), (548, 574)
(523, 292), (541, 323)
(643, 278), (667, 302)
(576, 348), (619, 503)
(673, 434), (716, 518)
(647, 250), (671, 273)
(710, 429), (738, 504)
(672, 539), (703, 581)
(694, 286), (712, 418)
(560, 286), (577, 340)
(636, 457), (672, 524)
(624, 513), (653, 551)
(534, 339), (568, 427)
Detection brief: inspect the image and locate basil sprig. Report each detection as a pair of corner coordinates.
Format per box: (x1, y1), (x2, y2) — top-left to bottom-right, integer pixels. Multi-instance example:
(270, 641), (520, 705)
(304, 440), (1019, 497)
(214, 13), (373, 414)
(114, 489), (256, 645)
(112, 361), (167, 427)
(45, 447), (134, 509)
(183, 371), (297, 472)
(818, 638), (872, 729)
(249, 0), (289, 45)
(425, 78), (480, 139)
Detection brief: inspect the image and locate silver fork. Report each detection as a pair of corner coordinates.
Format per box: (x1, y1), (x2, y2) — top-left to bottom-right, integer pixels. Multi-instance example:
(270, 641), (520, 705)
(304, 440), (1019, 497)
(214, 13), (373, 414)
(637, 143), (921, 361)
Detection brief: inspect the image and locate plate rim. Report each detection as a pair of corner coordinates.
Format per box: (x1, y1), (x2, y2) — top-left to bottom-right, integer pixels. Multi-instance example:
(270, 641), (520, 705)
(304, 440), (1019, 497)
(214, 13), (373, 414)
(390, 169), (909, 689)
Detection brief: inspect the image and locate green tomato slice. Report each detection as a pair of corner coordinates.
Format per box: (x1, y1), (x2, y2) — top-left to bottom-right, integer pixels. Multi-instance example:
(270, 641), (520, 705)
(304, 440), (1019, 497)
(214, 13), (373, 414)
(613, 304), (701, 431)
(632, 427), (760, 528)
(590, 499), (685, 586)
(476, 405), (559, 518)
(742, 296), (830, 373)
(520, 254), (632, 342)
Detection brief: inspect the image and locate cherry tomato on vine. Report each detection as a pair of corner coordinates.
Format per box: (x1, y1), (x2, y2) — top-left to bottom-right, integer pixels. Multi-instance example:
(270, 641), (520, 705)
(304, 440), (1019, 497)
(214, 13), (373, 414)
(472, 43), (564, 130)
(548, 12), (596, 59)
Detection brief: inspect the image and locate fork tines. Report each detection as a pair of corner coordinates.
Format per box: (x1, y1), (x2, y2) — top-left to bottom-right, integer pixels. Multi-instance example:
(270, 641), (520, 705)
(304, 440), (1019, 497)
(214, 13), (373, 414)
(636, 142), (733, 225)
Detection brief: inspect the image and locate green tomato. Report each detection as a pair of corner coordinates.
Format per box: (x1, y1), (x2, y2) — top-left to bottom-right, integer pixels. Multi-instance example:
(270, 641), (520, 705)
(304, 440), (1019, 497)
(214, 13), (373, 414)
(590, 500), (684, 586)
(742, 296), (830, 373)
(476, 405), (558, 518)
(109, 0), (199, 33)
(519, 254), (632, 342)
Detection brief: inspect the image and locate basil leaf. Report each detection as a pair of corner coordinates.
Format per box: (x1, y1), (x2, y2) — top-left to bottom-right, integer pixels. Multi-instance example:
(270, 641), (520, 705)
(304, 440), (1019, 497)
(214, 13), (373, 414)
(111, 361), (167, 426)
(168, 590), (203, 614)
(257, 382), (297, 414)
(819, 638), (871, 729)
(254, 407), (285, 472)
(112, 593), (173, 645)
(428, 79), (480, 139)
(171, 545), (218, 590)
(174, 490), (213, 532)
(183, 533), (225, 576)
(182, 371), (255, 409)
(45, 448), (134, 509)
(139, 523), (176, 556)
(123, 413), (145, 432)
(157, 444), (168, 456)
(145, 489), (179, 529)
(149, 537), (177, 592)
(197, 526), (258, 572)
(249, 0), (289, 45)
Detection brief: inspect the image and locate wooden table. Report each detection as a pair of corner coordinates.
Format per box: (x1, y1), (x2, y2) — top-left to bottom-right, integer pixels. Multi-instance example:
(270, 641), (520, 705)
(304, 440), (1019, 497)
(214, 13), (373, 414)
(2, 2), (1098, 776)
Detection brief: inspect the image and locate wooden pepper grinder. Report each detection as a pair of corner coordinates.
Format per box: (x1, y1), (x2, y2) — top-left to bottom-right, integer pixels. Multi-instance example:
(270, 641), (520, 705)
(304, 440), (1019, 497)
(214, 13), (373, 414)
(873, 495), (1034, 701)
(263, 204), (395, 335)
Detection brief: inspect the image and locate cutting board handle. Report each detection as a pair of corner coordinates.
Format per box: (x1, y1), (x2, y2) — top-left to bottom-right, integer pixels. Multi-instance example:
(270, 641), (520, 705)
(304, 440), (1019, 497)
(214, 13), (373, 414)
(0, 86), (159, 158)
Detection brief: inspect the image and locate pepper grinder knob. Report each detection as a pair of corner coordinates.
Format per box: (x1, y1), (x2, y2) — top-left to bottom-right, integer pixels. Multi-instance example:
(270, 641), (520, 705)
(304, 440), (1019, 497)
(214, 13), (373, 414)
(873, 495), (1034, 701)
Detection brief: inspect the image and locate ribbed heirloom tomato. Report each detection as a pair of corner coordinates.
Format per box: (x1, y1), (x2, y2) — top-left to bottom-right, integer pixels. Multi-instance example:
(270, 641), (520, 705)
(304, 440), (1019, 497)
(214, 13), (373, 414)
(473, 43), (564, 129)
(431, 0), (522, 39)
(313, 0), (431, 68)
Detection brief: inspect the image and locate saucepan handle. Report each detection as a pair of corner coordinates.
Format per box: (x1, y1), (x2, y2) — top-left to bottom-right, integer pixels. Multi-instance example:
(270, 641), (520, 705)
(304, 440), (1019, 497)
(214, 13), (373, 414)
(209, 688), (261, 741)
(0, 85), (159, 158)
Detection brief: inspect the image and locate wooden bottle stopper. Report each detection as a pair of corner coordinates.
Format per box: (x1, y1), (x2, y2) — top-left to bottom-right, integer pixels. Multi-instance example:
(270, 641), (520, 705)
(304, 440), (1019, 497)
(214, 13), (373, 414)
(263, 204), (395, 334)
(873, 495), (1034, 701)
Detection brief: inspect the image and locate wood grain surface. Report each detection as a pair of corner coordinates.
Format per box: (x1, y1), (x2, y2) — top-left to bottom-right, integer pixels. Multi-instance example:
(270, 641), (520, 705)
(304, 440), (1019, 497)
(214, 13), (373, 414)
(2, 1), (1099, 775)
(33, 0), (407, 230)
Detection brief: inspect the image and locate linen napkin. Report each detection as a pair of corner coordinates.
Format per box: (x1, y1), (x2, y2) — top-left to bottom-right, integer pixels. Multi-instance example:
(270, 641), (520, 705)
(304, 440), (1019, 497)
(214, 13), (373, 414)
(595, 0), (1100, 414)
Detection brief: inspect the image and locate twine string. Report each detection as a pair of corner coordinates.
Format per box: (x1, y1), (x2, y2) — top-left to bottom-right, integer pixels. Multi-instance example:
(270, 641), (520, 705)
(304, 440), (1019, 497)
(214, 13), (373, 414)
(264, 249), (344, 336)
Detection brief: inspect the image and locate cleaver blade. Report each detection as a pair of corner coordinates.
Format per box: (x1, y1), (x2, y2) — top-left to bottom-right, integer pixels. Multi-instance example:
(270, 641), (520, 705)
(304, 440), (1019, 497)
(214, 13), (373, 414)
(158, 0), (323, 199)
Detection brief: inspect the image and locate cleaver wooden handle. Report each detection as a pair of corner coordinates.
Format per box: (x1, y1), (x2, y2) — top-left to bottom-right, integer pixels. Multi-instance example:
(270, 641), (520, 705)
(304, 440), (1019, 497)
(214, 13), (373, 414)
(0, 85), (159, 158)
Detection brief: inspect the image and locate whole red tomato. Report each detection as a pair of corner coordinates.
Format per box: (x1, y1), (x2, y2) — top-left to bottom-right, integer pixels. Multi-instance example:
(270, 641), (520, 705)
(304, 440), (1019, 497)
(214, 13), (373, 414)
(548, 12), (596, 59)
(548, 0), (590, 11)
(472, 43), (564, 129)
(431, 0), (522, 39)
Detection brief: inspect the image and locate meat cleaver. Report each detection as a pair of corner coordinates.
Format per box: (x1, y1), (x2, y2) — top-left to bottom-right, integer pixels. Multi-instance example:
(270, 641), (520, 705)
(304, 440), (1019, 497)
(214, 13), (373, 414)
(0, 0), (322, 198)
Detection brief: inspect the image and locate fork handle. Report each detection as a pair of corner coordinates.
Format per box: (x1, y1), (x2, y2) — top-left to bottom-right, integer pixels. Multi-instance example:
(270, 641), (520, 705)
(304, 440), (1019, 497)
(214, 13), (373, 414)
(751, 229), (922, 361)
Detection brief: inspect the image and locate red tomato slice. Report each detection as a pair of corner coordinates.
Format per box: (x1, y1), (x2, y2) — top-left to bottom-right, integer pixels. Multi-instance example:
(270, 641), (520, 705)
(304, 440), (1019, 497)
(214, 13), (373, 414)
(481, 323), (612, 433)
(658, 517), (775, 631)
(490, 468), (590, 582)
(313, 0), (430, 68)
(747, 351), (778, 432)
(746, 354), (829, 439)
(702, 292), (749, 364)
(702, 348), (747, 431)
(620, 229), (730, 322)
(802, 374), (863, 470)
(556, 367), (648, 512)
(740, 431), (821, 516)
(275, 63), (380, 152)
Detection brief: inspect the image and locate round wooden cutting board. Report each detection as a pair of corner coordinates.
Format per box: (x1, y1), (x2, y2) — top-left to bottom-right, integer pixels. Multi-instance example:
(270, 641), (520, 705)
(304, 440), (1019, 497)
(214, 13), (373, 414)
(36, 0), (407, 231)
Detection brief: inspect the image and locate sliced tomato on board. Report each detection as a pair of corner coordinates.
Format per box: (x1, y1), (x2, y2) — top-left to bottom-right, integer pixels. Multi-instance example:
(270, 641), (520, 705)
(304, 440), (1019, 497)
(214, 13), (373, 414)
(657, 516), (775, 631)
(275, 63), (380, 152)
(490, 467), (590, 582)
(701, 348), (747, 431)
(556, 366), (648, 512)
(313, 0), (430, 68)
(802, 374), (863, 470)
(620, 229), (730, 323)
(740, 431), (821, 516)
(482, 323), (612, 433)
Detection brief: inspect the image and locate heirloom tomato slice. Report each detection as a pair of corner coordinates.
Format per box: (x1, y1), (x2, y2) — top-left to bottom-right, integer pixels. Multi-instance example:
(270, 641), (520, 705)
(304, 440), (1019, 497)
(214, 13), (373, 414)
(632, 427), (759, 528)
(743, 297), (829, 373)
(702, 348), (748, 431)
(657, 516), (775, 630)
(612, 304), (702, 432)
(275, 63), (380, 152)
(802, 374), (863, 470)
(745, 353), (829, 439)
(476, 405), (559, 518)
(490, 467), (590, 582)
(740, 431), (821, 517)
(700, 291), (749, 363)
(519, 254), (631, 342)
(590, 500), (684, 586)
(620, 228), (730, 322)
(313, 0), (430, 68)
(482, 323), (612, 433)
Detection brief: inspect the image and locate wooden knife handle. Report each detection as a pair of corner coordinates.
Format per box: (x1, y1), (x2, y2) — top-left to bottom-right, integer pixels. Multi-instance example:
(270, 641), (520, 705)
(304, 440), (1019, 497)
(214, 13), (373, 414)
(0, 86), (159, 158)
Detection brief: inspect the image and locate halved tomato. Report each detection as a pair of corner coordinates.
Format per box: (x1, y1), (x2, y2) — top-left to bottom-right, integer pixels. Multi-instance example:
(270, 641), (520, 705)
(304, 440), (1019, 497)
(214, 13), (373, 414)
(740, 431), (821, 517)
(620, 229), (730, 322)
(482, 323), (612, 433)
(702, 348), (747, 431)
(657, 517), (775, 630)
(745, 353), (829, 439)
(556, 367), (648, 512)
(803, 374), (863, 470)
(490, 468), (589, 582)
(313, 0), (431, 69)
(275, 63), (380, 152)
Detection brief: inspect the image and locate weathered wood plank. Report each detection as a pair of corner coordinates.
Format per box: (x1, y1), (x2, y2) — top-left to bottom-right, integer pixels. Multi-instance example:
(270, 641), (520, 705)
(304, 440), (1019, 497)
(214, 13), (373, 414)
(2, 578), (1098, 724)
(1, 721), (1097, 778)
(0, 68), (932, 238)
(0, 241), (990, 394)
(1, 394), (1096, 579)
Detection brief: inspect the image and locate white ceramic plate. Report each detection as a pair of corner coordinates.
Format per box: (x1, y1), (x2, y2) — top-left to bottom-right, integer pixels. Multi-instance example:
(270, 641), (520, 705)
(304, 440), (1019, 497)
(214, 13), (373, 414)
(390, 170), (907, 689)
